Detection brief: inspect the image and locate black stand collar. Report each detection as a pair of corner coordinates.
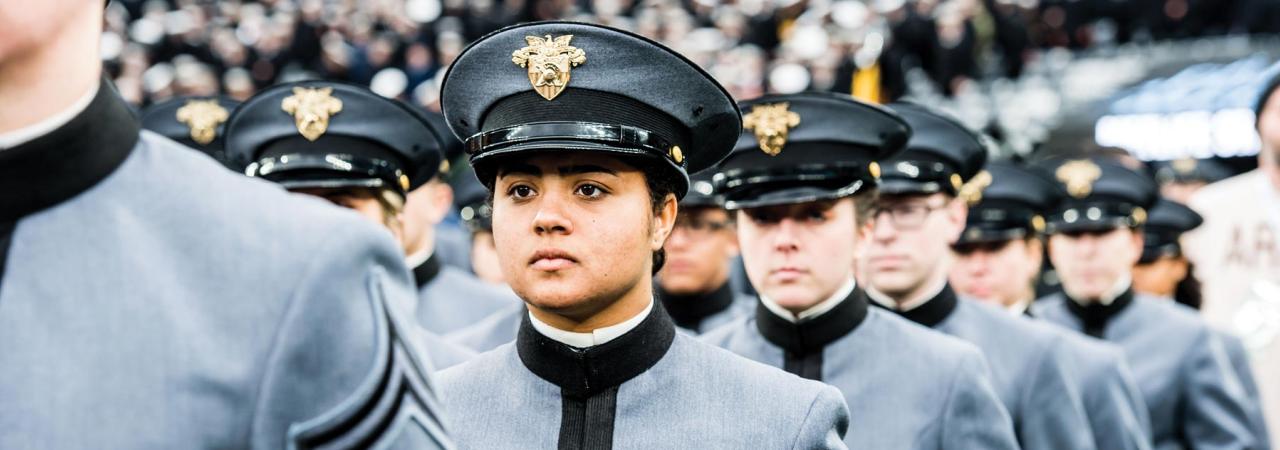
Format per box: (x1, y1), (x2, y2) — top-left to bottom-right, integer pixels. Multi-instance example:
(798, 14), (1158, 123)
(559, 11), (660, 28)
(1063, 288), (1135, 338)
(755, 286), (869, 355)
(874, 283), (960, 328)
(411, 253), (442, 289)
(0, 78), (139, 222)
(657, 280), (735, 331)
(517, 301), (677, 399)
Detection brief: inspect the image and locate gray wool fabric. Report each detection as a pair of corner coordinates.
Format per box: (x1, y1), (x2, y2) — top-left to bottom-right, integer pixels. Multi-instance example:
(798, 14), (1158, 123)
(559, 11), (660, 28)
(1049, 326), (1156, 450)
(935, 297), (1096, 450)
(416, 265), (520, 335)
(0, 133), (451, 449)
(1035, 293), (1260, 450)
(702, 307), (1020, 449)
(438, 333), (850, 449)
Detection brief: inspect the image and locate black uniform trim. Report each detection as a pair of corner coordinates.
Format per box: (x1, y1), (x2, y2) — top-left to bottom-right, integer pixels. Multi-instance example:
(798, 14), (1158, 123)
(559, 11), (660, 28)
(876, 283), (960, 329)
(517, 301), (677, 448)
(0, 78), (139, 222)
(1063, 288), (1135, 338)
(755, 287), (869, 381)
(657, 281), (735, 332)
(411, 254), (443, 289)
(558, 386), (619, 450)
(0, 221), (13, 297)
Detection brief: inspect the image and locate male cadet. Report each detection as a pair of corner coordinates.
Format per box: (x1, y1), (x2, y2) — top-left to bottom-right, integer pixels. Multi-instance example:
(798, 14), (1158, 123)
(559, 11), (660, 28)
(139, 95), (239, 169)
(434, 22), (850, 448)
(949, 160), (1154, 450)
(1031, 157), (1258, 449)
(414, 108), (475, 272)
(655, 172), (754, 334)
(0, 2), (448, 448)
(1134, 198), (1271, 448)
(400, 108), (519, 335)
(863, 102), (1094, 450)
(226, 80), (474, 369)
(701, 92), (1020, 449)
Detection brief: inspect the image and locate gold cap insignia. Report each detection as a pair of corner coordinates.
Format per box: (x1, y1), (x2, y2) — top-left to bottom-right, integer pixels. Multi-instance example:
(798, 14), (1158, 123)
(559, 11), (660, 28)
(512, 35), (586, 101)
(950, 173), (964, 192)
(281, 87), (343, 141)
(869, 162), (881, 179)
(399, 174), (411, 192)
(670, 146), (684, 164)
(1031, 215), (1046, 233)
(175, 99), (229, 145)
(439, 159), (451, 174)
(1131, 207), (1147, 225)
(1172, 158), (1197, 175)
(742, 102), (801, 156)
(1055, 159), (1102, 198)
(958, 170), (992, 205)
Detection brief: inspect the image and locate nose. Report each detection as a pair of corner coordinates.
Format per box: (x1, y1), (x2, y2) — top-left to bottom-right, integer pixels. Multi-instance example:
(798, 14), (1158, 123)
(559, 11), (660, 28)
(771, 217), (802, 253)
(665, 226), (692, 249)
(870, 213), (898, 242)
(531, 191), (573, 236)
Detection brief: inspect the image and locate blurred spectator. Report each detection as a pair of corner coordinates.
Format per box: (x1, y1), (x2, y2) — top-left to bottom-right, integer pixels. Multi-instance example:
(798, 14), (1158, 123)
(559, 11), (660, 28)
(103, 0), (1278, 108)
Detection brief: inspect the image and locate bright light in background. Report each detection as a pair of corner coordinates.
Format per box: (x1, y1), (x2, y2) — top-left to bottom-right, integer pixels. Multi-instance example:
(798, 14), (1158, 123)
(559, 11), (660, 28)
(1095, 108), (1261, 160)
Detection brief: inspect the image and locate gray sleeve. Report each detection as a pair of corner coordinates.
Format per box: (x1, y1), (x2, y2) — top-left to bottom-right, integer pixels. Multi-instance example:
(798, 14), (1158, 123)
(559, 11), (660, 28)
(1018, 341), (1097, 450)
(941, 352), (1021, 450)
(247, 222), (453, 449)
(1222, 335), (1272, 449)
(791, 384), (850, 450)
(1182, 329), (1257, 450)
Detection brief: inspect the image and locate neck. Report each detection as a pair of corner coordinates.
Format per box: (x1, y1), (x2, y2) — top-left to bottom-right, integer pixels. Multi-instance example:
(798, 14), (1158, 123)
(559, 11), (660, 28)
(529, 277), (656, 333)
(1261, 149), (1280, 192)
(884, 269), (950, 309)
(0, 9), (102, 134)
(403, 226), (435, 258)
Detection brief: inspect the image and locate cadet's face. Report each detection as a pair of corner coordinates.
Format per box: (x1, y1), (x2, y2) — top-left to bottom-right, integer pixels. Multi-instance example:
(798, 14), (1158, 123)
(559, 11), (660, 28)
(492, 153), (674, 318)
(737, 198), (865, 311)
(401, 180), (453, 255)
(1131, 255), (1188, 297)
(0, 0), (83, 63)
(658, 207), (738, 296)
(1048, 227), (1143, 301)
(470, 230), (506, 285)
(949, 238), (1042, 307)
(1159, 181), (1205, 205)
(865, 194), (967, 298)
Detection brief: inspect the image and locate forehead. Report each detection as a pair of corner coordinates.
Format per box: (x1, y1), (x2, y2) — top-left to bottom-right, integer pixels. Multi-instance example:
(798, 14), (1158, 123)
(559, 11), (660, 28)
(742, 198), (847, 216)
(494, 152), (644, 178)
(877, 192), (948, 205)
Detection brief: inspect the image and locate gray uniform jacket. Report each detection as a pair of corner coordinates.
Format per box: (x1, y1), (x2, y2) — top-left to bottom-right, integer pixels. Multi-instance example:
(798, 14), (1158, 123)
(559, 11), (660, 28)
(702, 288), (1020, 449)
(1034, 291), (1258, 450)
(438, 302), (850, 449)
(413, 254), (518, 334)
(1048, 325), (1156, 450)
(0, 82), (450, 449)
(882, 285), (1096, 450)
(1220, 331), (1272, 450)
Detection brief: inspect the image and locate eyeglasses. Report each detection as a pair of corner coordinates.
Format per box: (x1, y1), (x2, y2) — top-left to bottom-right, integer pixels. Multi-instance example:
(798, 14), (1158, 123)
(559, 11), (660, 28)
(672, 216), (732, 237)
(873, 202), (947, 230)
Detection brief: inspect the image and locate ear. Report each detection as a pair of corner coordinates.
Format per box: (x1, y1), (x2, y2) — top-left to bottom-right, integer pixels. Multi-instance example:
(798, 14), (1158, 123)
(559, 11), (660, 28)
(944, 197), (969, 244)
(1026, 238), (1044, 273)
(652, 194), (679, 251)
(426, 182), (454, 223)
(1126, 228), (1145, 265)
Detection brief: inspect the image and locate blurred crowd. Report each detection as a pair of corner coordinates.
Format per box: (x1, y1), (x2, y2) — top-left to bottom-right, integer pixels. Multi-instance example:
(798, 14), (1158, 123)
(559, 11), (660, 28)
(104, 0), (1280, 110)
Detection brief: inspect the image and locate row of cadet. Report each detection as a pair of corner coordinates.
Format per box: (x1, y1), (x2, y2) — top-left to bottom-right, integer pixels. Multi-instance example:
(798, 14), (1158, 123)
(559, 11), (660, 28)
(133, 21), (1271, 449)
